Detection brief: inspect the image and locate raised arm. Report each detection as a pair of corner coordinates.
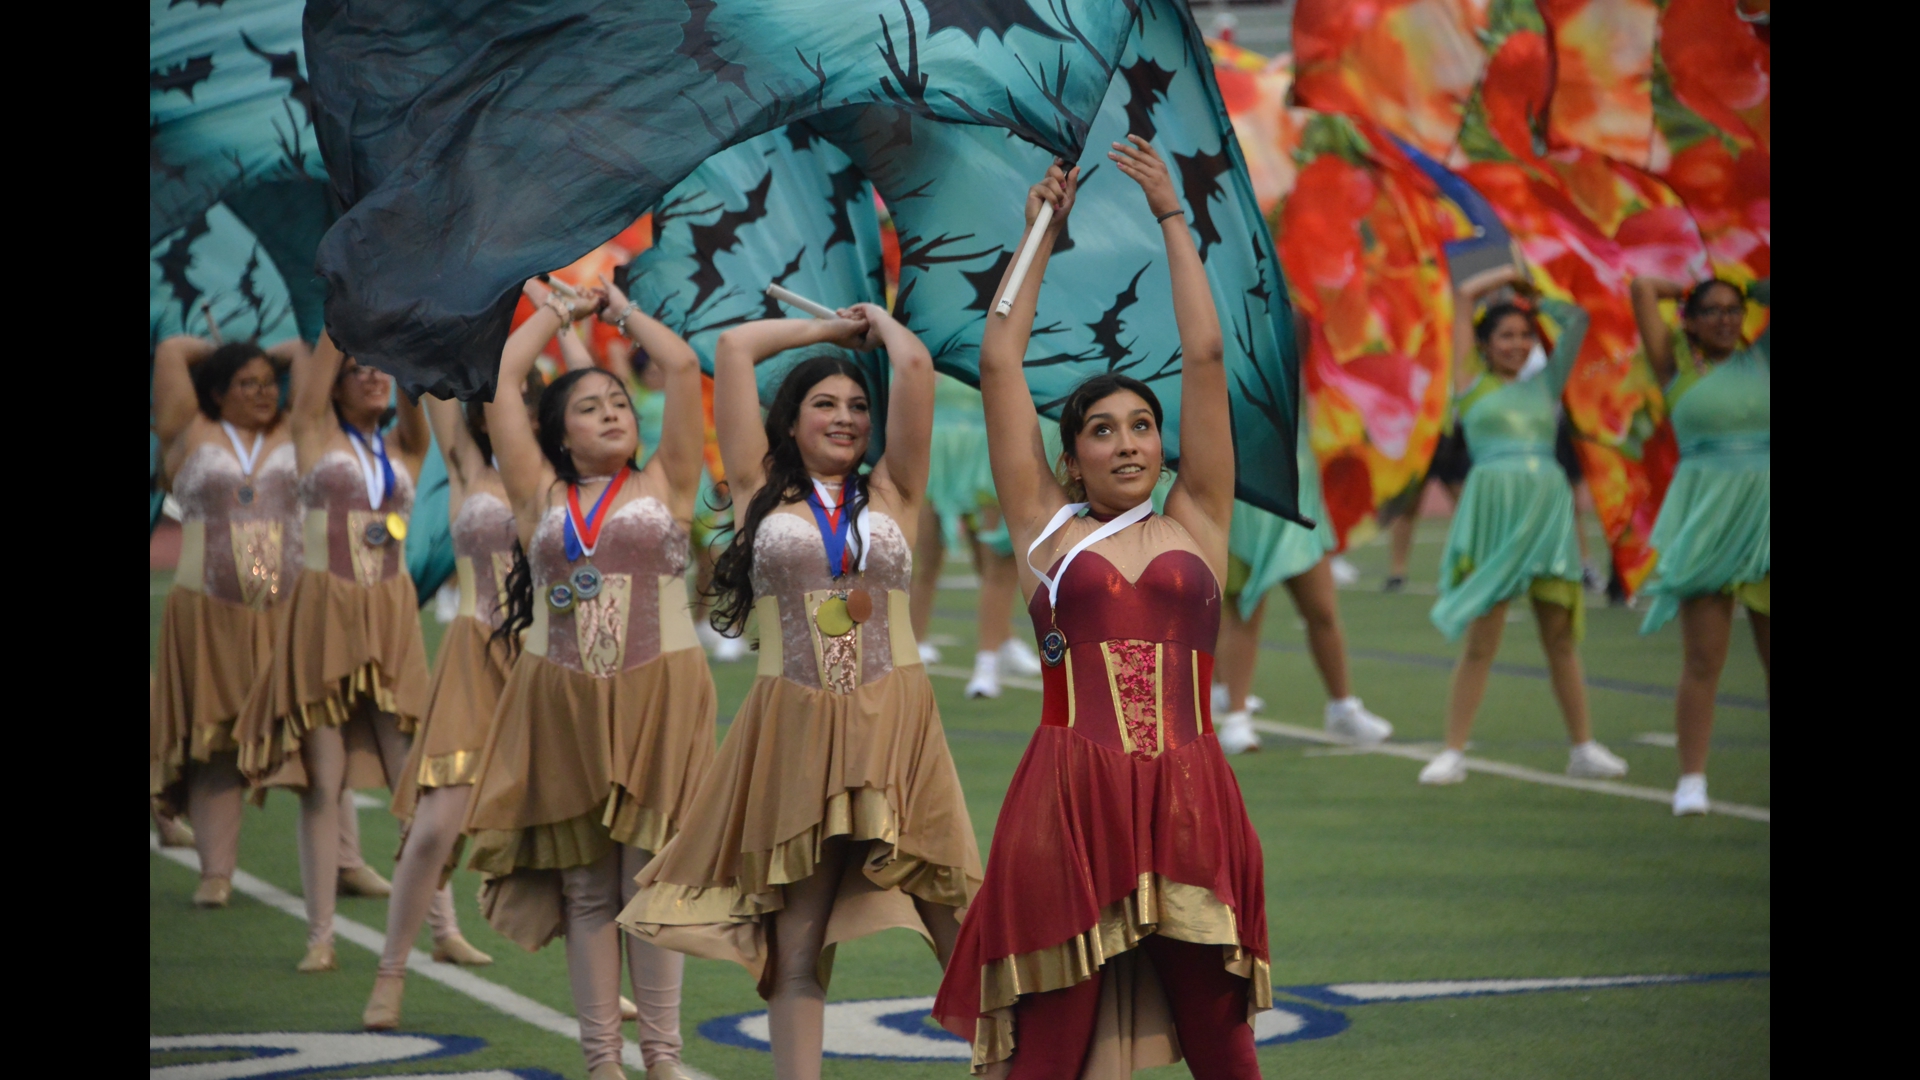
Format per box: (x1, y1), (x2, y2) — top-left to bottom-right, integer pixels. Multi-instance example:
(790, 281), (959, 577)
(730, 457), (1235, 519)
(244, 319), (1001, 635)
(289, 332), (347, 468)
(1536, 296), (1591, 401)
(423, 395), (472, 485)
(391, 388), (431, 472)
(849, 303), (934, 507)
(1113, 136), (1231, 535)
(980, 163), (1079, 546)
(1453, 265), (1523, 393)
(710, 316), (870, 505)
(1630, 276), (1686, 385)
(602, 288), (706, 520)
(153, 335), (215, 445)
(486, 291), (571, 516)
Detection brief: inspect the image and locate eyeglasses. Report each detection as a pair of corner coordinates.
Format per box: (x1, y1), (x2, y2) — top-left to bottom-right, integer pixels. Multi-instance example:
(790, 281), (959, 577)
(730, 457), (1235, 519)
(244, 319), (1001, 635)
(1693, 305), (1745, 319)
(231, 378), (276, 394)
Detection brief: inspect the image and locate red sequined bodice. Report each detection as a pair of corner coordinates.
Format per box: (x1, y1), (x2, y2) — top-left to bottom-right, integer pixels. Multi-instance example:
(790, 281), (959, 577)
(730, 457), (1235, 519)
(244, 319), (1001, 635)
(1027, 547), (1221, 760)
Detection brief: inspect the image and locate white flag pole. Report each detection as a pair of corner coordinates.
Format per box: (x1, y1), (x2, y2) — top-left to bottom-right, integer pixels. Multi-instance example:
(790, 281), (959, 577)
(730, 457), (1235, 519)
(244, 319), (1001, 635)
(765, 284), (839, 320)
(993, 201), (1053, 317)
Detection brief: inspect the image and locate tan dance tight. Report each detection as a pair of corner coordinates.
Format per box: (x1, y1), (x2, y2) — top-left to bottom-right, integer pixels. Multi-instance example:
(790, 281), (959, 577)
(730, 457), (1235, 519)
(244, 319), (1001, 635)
(765, 837), (962, 1080)
(296, 705), (409, 947)
(376, 784), (473, 977)
(188, 751), (385, 885)
(564, 844), (685, 1070)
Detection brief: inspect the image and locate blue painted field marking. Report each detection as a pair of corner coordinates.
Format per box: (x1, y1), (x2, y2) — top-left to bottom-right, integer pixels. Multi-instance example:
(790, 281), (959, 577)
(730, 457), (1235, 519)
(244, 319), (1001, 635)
(1280, 971), (1771, 1008)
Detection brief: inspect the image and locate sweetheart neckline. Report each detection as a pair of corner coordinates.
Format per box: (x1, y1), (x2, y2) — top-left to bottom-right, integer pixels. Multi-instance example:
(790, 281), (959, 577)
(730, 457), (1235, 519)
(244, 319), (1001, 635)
(1037, 546), (1219, 591)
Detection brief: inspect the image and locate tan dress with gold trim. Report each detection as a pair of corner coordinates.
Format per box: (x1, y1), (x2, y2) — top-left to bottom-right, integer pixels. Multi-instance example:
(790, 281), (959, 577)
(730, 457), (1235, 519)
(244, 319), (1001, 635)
(390, 491), (517, 822)
(151, 441), (301, 804)
(618, 510), (982, 983)
(234, 449), (429, 789)
(462, 496), (718, 951)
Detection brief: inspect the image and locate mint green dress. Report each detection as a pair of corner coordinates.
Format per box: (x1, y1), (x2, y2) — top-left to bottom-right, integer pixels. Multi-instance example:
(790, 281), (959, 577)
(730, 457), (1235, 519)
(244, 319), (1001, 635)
(1430, 298), (1590, 641)
(1223, 422), (1337, 620)
(1638, 280), (1770, 634)
(927, 375), (1011, 555)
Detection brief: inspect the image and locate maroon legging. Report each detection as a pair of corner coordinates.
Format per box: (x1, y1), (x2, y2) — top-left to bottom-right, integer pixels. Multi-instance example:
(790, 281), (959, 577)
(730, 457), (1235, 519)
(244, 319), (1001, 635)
(1005, 935), (1260, 1080)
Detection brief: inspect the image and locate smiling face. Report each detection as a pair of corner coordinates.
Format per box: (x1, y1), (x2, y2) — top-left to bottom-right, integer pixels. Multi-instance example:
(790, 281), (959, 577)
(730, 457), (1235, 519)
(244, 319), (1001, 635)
(1684, 281), (1746, 358)
(218, 357), (280, 429)
(332, 358), (393, 428)
(560, 370), (637, 475)
(1484, 312), (1538, 378)
(1067, 389), (1163, 512)
(789, 374), (871, 479)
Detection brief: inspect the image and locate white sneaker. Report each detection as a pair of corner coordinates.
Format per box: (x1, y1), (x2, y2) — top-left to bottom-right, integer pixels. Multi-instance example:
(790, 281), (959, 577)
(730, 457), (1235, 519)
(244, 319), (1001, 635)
(1324, 697), (1392, 744)
(711, 632), (749, 663)
(965, 651), (1001, 699)
(1672, 774), (1709, 816)
(1329, 556), (1361, 586)
(1418, 749), (1468, 785)
(1216, 710), (1260, 754)
(998, 638), (1044, 676)
(1210, 683), (1265, 714)
(1566, 740), (1628, 779)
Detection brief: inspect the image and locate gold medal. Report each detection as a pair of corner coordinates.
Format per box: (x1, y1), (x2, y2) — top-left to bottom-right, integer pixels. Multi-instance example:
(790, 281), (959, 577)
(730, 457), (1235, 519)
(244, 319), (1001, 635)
(815, 595), (854, 637)
(385, 512), (409, 542)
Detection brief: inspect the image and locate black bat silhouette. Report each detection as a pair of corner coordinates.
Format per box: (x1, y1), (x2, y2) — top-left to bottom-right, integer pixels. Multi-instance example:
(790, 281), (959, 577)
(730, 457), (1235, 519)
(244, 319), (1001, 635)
(679, 0), (750, 96)
(896, 229), (998, 273)
(921, 0), (1068, 43)
(821, 162), (868, 255)
(240, 31), (313, 122)
(1119, 57), (1175, 144)
(757, 248), (811, 319)
(151, 54), (214, 101)
(1172, 146), (1230, 259)
(151, 120), (188, 184)
(686, 170), (773, 314)
(784, 123), (820, 154)
(961, 250), (1014, 312)
(1086, 265), (1149, 366)
(154, 211), (213, 325)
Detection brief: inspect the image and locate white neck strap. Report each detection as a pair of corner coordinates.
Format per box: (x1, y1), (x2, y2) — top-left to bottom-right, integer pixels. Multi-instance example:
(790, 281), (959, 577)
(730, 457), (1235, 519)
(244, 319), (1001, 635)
(221, 421), (264, 477)
(343, 425), (390, 509)
(1025, 499), (1154, 609)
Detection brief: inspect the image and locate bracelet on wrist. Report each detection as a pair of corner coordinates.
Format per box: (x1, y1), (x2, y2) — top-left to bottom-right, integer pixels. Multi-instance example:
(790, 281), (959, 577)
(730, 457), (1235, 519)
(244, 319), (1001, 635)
(1154, 208), (1184, 224)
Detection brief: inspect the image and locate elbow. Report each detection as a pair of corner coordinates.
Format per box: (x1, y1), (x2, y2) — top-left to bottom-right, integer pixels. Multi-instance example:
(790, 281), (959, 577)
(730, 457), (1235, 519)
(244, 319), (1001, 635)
(1190, 337), (1224, 367)
(892, 344), (932, 377)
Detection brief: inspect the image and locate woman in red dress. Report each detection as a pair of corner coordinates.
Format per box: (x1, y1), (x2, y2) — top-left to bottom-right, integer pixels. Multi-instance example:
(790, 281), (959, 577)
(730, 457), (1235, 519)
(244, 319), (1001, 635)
(931, 142), (1270, 1078)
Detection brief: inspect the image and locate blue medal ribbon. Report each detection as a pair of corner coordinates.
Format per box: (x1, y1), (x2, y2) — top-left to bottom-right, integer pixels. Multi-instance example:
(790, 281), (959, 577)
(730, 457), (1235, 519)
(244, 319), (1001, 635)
(563, 470), (629, 563)
(805, 480), (854, 579)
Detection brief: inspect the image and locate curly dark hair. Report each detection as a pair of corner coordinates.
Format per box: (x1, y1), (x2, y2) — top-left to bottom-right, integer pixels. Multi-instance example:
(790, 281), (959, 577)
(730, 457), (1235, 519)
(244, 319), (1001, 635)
(191, 342), (277, 421)
(492, 368), (638, 654)
(705, 354), (872, 638)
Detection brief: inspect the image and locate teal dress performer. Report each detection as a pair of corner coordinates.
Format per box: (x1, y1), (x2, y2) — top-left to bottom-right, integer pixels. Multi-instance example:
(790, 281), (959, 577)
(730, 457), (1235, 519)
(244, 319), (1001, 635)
(926, 376), (1011, 557)
(1225, 431), (1336, 621)
(1638, 280), (1770, 634)
(1430, 296), (1590, 641)
(1419, 269), (1628, 787)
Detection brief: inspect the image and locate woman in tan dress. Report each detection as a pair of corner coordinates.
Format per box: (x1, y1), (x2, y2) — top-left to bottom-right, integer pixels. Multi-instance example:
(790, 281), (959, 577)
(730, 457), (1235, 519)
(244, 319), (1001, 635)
(150, 335), (306, 907)
(362, 390), (541, 1028)
(463, 285), (715, 1080)
(619, 304), (982, 1080)
(235, 334), (436, 972)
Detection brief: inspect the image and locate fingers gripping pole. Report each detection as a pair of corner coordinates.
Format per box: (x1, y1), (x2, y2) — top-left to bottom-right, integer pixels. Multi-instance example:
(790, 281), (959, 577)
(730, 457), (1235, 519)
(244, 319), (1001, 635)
(765, 284), (837, 320)
(994, 202), (1054, 317)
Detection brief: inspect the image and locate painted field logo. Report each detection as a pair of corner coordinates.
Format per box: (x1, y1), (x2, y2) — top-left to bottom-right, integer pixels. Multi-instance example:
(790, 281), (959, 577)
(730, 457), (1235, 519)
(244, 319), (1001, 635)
(697, 973), (1768, 1062)
(147, 1032), (563, 1080)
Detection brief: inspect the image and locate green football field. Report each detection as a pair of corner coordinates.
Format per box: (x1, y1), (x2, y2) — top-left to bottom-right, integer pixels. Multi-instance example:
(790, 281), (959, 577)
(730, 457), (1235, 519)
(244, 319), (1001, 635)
(149, 518), (1770, 1079)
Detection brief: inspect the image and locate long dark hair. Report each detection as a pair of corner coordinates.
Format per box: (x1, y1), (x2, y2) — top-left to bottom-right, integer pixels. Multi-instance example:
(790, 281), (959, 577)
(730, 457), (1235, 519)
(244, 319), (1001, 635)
(705, 354), (872, 637)
(192, 341), (274, 420)
(493, 367), (638, 653)
(1054, 373), (1165, 500)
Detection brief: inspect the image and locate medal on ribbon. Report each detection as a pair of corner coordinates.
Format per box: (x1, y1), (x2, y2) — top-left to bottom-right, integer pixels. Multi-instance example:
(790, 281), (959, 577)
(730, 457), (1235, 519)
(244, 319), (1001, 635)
(342, 420), (396, 510)
(805, 478), (875, 638)
(223, 421), (263, 506)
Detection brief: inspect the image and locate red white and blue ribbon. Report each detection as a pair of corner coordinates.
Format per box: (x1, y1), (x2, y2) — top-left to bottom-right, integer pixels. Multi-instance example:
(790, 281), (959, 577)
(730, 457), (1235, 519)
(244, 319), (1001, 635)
(806, 477), (871, 579)
(564, 467), (631, 562)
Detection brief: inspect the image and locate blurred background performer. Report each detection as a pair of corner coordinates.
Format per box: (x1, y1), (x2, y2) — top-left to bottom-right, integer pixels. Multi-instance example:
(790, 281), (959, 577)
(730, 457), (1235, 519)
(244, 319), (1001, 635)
(934, 148), (1268, 1079)
(1630, 277), (1770, 816)
(1420, 269), (1629, 787)
(909, 375), (1045, 697)
(362, 387), (532, 1029)
(1213, 415), (1393, 754)
(150, 335), (307, 908)
(622, 304), (979, 1080)
(462, 284), (716, 1080)
(233, 334), (441, 971)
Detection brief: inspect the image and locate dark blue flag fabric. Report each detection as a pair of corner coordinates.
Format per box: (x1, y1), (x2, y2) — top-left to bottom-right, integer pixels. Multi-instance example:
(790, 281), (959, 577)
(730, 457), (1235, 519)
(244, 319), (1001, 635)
(304, 0), (1141, 398)
(151, 0), (334, 345)
(629, 126), (896, 459)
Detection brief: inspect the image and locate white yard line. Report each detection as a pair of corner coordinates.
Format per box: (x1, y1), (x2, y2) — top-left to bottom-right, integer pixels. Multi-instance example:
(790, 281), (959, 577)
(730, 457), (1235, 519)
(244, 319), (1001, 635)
(148, 835), (719, 1080)
(920, 667), (1769, 823)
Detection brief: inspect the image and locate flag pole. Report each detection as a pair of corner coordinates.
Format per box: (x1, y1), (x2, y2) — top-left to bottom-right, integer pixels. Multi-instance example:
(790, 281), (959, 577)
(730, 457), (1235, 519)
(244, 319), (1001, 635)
(993, 201), (1053, 317)
(765, 284), (838, 320)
